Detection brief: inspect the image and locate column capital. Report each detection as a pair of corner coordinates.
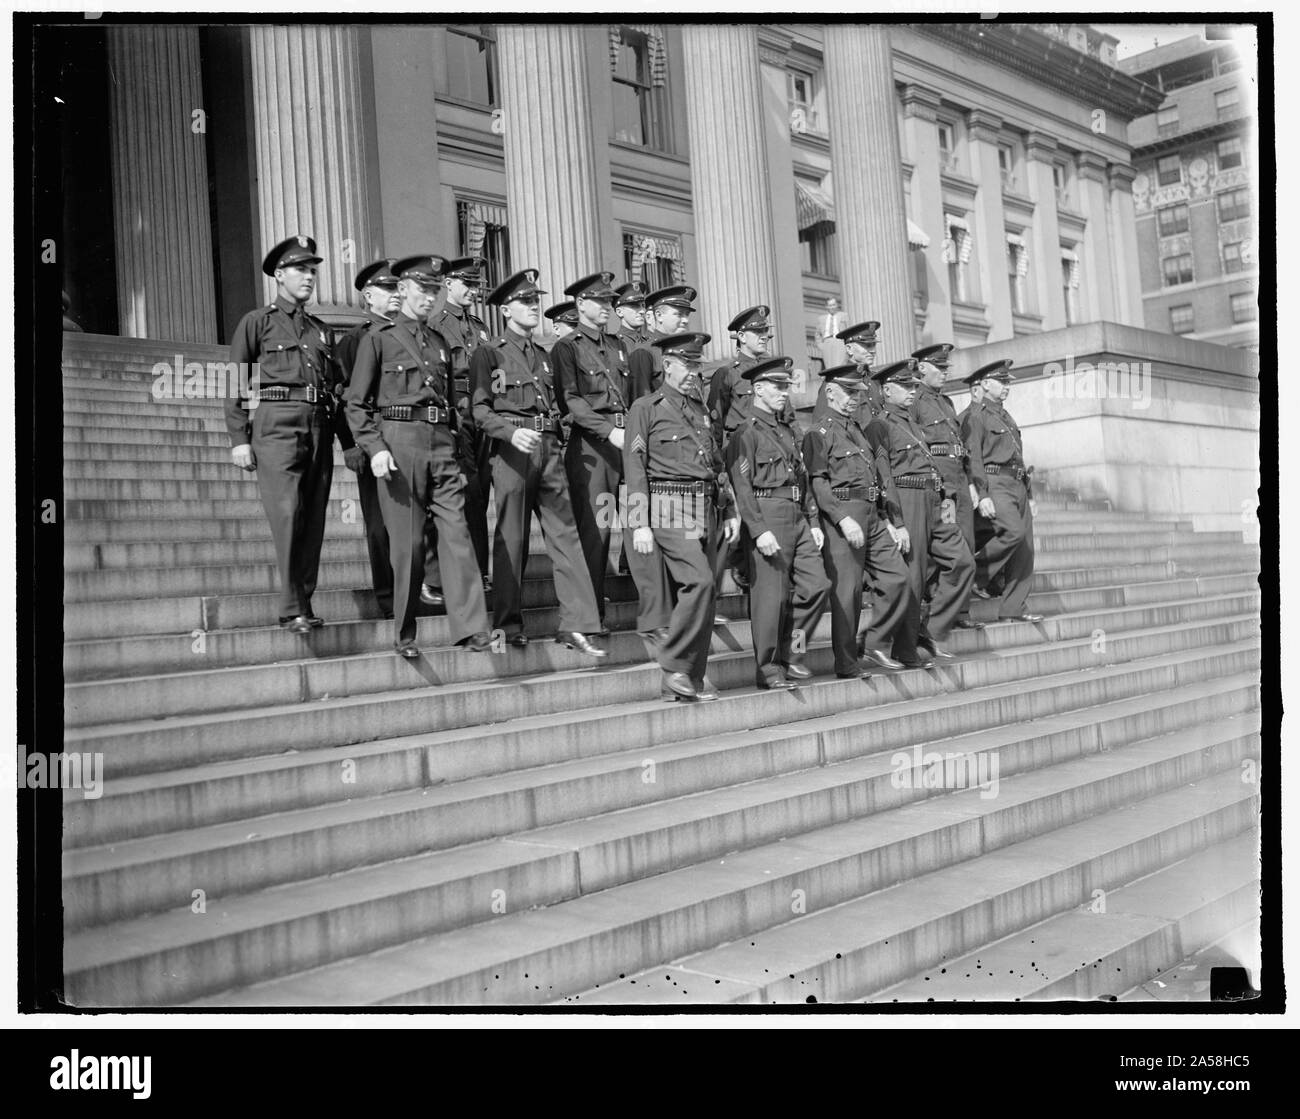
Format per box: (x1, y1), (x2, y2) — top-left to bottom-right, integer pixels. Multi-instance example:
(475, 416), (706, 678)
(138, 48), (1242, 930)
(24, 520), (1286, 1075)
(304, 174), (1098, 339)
(756, 25), (793, 67)
(1076, 151), (1109, 183)
(965, 108), (1002, 144)
(900, 83), (942, 121)
(1026, 131), (1060, 163)
(1108, 162), (1138, 191)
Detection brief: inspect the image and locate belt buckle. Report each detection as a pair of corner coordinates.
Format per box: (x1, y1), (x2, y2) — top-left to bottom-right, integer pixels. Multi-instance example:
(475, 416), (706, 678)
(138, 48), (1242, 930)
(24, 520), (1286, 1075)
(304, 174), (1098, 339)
(792, 485), (801, 503)
(533, 415), (544, 432)
(615, 413), (625, 429)
(305, 384), (319, 404)
(692, 480), (705, 496)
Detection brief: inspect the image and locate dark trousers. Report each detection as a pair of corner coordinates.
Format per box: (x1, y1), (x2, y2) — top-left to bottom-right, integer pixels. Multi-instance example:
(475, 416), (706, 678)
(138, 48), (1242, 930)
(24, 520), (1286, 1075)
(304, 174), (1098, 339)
(856, 515), (912, 665)
(490, 435), (601, 636)
(643, 498), (718, 681)
(926, 517), (976, 641)
(978, 475), (1036, 617)
(819, 500), (875, 675)
(354, 467), (393, 615)
(376, 420), (488, 645)
(425, 426), (491, 587)
(889, 486), (932, 662)
(565, 430), (623, 622)
(746, 498), (831, 685)
(251, 401), (334, 618)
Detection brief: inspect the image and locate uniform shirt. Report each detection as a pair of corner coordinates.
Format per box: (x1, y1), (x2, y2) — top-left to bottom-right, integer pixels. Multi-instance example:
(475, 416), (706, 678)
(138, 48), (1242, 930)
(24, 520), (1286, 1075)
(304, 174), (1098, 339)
(726, 408), (819, 538)
(618, 323), (650, 351)
(961, 398), (1028, 501)
(471, 328), (560, 444)
(225, 295), (337, 444)
(803, 411), (903, 528)
(344, 313), (453, 459)
(627, 329), (669, 396)
(334, 310), (394, 452)
(910, 381), (973, 488)
(867, 403), (953, 498)
(431, 302), (490, 413)
(552, 322), (636, 440)
(623, 380), (735, 530)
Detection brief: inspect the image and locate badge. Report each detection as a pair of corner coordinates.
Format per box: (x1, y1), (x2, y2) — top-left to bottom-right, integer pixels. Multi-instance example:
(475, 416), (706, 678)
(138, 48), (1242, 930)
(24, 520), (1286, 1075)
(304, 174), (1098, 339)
(296, 235), (309, 247)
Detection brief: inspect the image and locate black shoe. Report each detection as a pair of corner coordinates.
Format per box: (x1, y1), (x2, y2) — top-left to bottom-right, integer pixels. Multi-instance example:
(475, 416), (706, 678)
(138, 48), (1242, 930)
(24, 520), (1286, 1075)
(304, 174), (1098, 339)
(461, 631), (493, 653)
(597, 623), (612, 638)
(305, 614), (324, 628)
(695, 677), (720, 701)
(639, 627), (669, 644)
(971, 586), (993, 600)
(785, 662), (813, 680)
(898, 655), (936, 670)
(557, 631), (608, 658)
(837, 661), (874, 680)
(920, 641), (955, 660)
(861, 648), (904, 671)
(379, 607), (395, 621)
(506, 632), (529, 648)
(953, 618), (985, 630)
(394, 640), (420, 659)
(281, 615), (312, 635)
(713, 614), (727, 625)
(758, 675), (797, 691)
(1003, 612), (1045, 623)
(420, 584), (445, 607)
(731, 565), (751, 591)
(661, 671), (698, 700)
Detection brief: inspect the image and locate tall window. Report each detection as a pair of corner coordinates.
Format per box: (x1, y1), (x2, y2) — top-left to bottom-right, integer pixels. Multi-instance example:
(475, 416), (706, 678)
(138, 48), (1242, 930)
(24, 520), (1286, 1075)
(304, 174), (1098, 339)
(1222, 241), (1246, 273)
(998, 143), (1015, 189)
(945, 215), (972, 302)
(611, 25), (670, 150)
(623, 230), (684, 290)
(1170, 304), (1195, 334)
(1215, 87), (1240, 119)
(787, 69), (822, 134)
(1156, 105), (1180, 137)
(799, 224), (839, 278)
(440, 25), (497, 106)
(1006, 235), (1027, 314)
(456, 198), (510, 335)
(1156, 154), (1182, 186)
(1157, 203), (1190, 237)
(1217, 188), (1251, 223)
(1230, 292), (1256, 323)
(1061, 254), (1079, 325)
(937, 121), (956, 171)
(1217, 136), (1244, 170)
(1161, 253), (1194, 287)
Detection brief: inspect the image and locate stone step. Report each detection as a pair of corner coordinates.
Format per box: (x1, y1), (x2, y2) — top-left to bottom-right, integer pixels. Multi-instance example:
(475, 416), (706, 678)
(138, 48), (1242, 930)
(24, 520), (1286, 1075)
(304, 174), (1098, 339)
(63, 398), (239, 421)
(557, 765), (1257, 1008)
(154, 731), (1256, 1009)
(63, 593), (1259, 726)
(62, 673), (1259, 931)
(864, 832), (1259, 1003)
(64, 441), (353, 466)
(64, 410), (230, 432)
(64, 427), (235, 448)
(64, 610), (1259, 782)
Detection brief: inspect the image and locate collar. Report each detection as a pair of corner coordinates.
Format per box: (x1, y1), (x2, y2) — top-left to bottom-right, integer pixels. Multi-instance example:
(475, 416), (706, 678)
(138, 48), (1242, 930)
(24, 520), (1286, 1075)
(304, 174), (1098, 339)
(577, 322), (605, 343)
(885, 402), (912, 418)
(752, 406), (781, 428)
(504, 327), (536, 353)
(366, 310), (392, 327)
(442, 303), (466, 320)
(397, 313), (423, 333)
(274, 295), (304, 316)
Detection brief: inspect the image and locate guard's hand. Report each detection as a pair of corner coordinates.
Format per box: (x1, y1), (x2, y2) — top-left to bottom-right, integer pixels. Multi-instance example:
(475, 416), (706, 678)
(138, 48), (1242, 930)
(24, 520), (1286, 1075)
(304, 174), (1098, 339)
(940, 497), (956, 525)
(1029, 499), (1039, 517)
(608, 428), (626, 450)
(343, 446), (368, 474)
(633, 526), (655, 555)
(978, 497), (996, 518)
(839, 516), (864, 549)
(755, 531), (781, 557)
(231, 444), (256, 472)
(887, 523), (910, 554)
(722, 516), (741, 546)
(969, 484), (980, 507)
(811, 526), (825, 551)
(511, 427), (542, 453)
(371, 450), (396, 480)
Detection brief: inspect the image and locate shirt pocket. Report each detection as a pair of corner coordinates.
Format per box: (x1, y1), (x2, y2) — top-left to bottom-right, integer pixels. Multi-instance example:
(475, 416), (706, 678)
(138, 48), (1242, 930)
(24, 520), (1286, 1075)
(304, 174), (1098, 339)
(755, 451), (787, 487)
(382, 361), (420, 396)
(259, 341), (299, 378)
(502, 371), (538, 411)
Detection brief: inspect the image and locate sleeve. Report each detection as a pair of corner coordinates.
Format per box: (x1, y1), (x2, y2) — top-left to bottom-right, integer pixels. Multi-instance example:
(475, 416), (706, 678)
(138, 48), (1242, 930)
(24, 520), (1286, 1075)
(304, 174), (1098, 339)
(554, 337), (613, 440)
(707, 365), (731, 434)
(867, 419), (904, 527)
(797, 447), (820, 524)
(961, 407), (990, 501)
(622, 399), (652, 531)
(343, 331), (388, 459)
(471, 345), (517, 443)
(225, 311), (259, 445)
(725, 426), (768, 538)
(804, 428), (845, 525)
(628, 346), (656, 400)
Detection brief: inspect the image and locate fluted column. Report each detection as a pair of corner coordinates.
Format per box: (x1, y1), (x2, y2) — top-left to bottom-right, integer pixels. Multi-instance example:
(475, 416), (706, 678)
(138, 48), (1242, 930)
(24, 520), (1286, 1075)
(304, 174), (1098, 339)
(1076, 151), (1117, 322)
(966, 109), (1012, 341)
(1108, 163), (1144, 326)
(823, 26), (914, 360)
(680, 26), (781, 369)
(248, 25), (377, 312)
(1026, 131), (1067, 330)
(496, 25), (603, 302)
(107, 26), (218, 342)
(901, 84), (952, 343)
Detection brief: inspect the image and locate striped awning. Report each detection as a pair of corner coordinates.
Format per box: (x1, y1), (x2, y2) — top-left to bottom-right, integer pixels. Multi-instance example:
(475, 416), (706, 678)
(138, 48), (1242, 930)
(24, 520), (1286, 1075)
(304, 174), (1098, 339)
(907, 217), (930, 250)
(464, 200), (507, 257)
(795, 179), (836, 230)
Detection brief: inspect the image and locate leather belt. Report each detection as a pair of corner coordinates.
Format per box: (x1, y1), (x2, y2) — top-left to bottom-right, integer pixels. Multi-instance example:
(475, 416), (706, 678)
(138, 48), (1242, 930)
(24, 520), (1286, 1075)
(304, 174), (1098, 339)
(831, 484), (880, 501)
(382, 405), (452, 424)
(650, 479), (716, 497)
(453, 376), (471, 397)
(928, 441), (965, 457)
(895, 473), (941, 491)
(505, 414), (561, 433)
(255, 385), (332, 408)
(985, 463), (1027, 481)
(755, 485), (802, 502)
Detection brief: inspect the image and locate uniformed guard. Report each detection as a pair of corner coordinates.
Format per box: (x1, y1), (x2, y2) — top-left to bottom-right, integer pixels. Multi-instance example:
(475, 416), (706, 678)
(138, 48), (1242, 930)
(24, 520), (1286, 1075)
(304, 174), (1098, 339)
(804, 364), (911, 679)
(627, 285), (697, 394)
(726, 356), (831, 690)
(613, 282), (650, 349)
(624, 332), (740, 701)
(544, 300), (580, 343)
(422, 255), (493, 603)
(553, 271), (641, 634)
(707, 304), (783, 441)
(911, 342), (982, 632)
(335, 258), (400, 620)
(470, 269), (607, 657)
(344, 254), (491, 659)
(816, 320), (883, 424)
(961, 359), (1043, 623)
(226, 234), (339, 634)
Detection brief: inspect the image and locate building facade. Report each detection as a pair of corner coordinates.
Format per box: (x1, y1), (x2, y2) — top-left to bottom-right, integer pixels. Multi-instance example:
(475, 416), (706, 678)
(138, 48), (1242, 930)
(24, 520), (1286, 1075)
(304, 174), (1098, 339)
(1122, 33), (1259, 350)
(51, 20), (1165, 401)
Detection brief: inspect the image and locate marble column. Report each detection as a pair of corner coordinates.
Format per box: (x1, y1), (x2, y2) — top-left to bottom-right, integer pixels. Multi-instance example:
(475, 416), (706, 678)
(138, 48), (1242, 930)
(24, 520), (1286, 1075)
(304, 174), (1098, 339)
(965, 109), (1012, 341)
(1025, 130), (1067, 330)
(248, 25), (378, 313)
(1108, 163), (1145, 327)
(106, 26), (218, 342)
(681, 26), (781, 368)
(823, 26), (915, 360)
(496, 25), (603, 305)
(1076, 151), (1116, 323)
(901, 84), (952, 344)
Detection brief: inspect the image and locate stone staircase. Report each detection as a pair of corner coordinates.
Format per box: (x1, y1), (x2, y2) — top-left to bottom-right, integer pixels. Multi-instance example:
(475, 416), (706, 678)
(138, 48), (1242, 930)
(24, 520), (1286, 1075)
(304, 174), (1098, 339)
(61, 333), (1263, 1006)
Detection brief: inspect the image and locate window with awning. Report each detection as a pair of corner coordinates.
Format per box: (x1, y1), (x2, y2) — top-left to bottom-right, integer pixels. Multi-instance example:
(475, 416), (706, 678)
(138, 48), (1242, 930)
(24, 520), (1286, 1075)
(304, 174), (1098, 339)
(623, 230), (685, 289)
(942, 213), (973, 264)
(794, 178), (835, 231)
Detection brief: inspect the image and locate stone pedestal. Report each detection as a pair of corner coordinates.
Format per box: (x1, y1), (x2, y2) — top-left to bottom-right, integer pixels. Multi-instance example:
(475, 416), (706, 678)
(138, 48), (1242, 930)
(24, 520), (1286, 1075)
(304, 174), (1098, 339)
(248, 25), (378, 313)
(107, 26), (218, 342)
(823, 26), (914, 360)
